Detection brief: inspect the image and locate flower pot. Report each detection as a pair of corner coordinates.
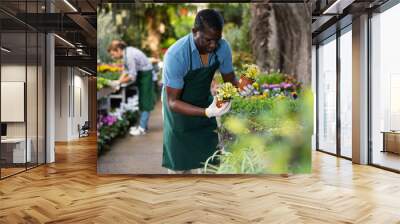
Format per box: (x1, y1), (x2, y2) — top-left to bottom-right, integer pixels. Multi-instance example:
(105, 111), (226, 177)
(216, 99), (229, 108)
(238, 76), (254, 91)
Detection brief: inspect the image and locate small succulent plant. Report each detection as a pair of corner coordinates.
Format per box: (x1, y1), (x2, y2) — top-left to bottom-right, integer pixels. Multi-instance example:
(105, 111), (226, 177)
(216, 82), (239, 102)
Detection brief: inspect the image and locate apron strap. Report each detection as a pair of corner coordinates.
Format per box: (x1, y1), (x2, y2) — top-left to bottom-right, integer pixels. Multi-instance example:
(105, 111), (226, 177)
(123, 48), (128, 71)
(189, 37), (193, 71)
(212, 51), (219, 65)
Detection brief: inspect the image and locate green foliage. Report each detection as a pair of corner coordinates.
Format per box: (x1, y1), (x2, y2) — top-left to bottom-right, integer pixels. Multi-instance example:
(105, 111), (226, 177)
(98, 110), (140, 155)
(98, 71), (120, 81)
(208, 3), (244, 26)
(232, 52), (254, 72)
(160, 37), (177, 49)
(229, 96), (274, 116)
(97, 77), (110, 90)
(97, 8), (121, 63)
(205, 90), (313, 174)
(256, 72), (285, 85)
(99, 3), (252, 63)
(223, 23), (243, 51)
(169, 10), (195, 38)
(209, 3), (251, 49)
(219, 3), (254, 70)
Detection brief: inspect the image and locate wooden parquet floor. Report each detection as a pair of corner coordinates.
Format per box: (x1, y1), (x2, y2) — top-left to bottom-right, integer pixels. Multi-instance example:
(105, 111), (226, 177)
(1, 135), (400, 224)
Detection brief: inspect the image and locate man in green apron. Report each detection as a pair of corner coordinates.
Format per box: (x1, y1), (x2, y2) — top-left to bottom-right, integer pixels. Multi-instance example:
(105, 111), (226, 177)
(108, 40), (155, 136)
(162, 9), (253, 174)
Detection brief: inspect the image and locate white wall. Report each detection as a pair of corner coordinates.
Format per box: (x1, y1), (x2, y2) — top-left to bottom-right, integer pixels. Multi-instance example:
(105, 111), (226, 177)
(54, 67), (89, 141)
(55, 67), (68, 141)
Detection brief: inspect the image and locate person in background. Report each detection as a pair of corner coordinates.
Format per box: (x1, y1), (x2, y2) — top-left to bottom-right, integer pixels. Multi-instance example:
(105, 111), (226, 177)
(107, 40), (155, 136)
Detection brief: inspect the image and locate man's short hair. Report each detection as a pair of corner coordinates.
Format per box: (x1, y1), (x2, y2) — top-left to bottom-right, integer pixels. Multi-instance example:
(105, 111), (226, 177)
(107, 40), (127, 52)
(194, 9), (224, 32)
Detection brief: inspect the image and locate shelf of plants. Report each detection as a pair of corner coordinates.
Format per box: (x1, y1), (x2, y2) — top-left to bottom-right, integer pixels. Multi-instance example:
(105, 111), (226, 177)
(205, 64), (313, 174)
(97, 64), (140, 155)
(97, 64), (123, 91)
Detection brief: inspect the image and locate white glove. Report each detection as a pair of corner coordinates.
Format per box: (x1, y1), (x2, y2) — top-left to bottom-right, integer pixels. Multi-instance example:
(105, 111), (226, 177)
(109, 80), (120, 91)
(205, 97), (231, 118)
(239, 84), (255, 97)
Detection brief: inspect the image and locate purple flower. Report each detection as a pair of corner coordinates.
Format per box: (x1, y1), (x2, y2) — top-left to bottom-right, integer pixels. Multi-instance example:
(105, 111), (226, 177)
(102, 115), (117, 126)
(280, 82), (293, 89)
(269, 84), (281, 89)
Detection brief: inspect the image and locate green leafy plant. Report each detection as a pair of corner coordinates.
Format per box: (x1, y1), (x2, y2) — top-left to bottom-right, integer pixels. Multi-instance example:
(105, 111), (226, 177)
(229, 95), (273, 116)
(97, 77), (111, 90)
(98, 71), (121, 81)
(97, 110), (140, 155)
(256, 72), (285, 85)
(205, 89), (313, 174)
(160, 37), (177, 49)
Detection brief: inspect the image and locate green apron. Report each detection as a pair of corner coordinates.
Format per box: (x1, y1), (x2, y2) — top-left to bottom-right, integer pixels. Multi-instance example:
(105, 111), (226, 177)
(137, 70), (155, 111)
(123, 49), (155, 111)
(162, 39), (220, 171)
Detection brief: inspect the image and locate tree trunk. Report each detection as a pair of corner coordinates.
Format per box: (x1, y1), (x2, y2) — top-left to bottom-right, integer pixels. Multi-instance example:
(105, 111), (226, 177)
(251, 3), (311, 87)
(143, 13), (161, 59)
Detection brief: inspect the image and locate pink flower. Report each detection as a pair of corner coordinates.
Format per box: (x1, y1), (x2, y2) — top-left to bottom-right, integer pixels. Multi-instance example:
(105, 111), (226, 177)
(102, 115), (117, 126)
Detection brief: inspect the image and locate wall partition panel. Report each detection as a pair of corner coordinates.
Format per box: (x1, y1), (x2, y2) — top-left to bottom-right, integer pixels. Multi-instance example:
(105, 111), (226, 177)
(317, 35), (337, 154)
(0, 1), (47, 179)
(339, 26), (353, 158)
(27, 30), (38, 169)
(0, 28), (28, 178)
(38, 0), (46, 165)
(38, 32), (46, 165)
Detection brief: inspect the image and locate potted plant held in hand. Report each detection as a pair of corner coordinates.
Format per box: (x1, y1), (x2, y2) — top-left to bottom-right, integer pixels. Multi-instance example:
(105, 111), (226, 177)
(216, 82), (239, 108)
(238, 64), (260, 91)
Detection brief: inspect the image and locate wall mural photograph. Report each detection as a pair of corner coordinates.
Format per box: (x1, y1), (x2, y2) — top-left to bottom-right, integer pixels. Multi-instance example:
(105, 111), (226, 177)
(96, 2), (312, 175)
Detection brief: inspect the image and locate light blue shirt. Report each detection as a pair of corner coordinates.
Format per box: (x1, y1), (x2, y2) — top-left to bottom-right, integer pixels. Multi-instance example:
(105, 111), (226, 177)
(123, 47), (152, 78)
(162, 33), (234, 89)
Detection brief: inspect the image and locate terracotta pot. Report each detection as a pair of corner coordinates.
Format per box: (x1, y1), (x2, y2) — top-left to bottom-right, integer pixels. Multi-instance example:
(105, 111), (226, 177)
(216, 99), (229, 108)
(238, 76), (254, 91)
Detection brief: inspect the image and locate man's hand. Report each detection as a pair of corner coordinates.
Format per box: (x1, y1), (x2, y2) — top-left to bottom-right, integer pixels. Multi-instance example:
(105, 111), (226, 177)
(205, 97), (231, 118)
(109, 80), (120, 91)
(118, 73), (134, 84)
(220, 72), (254, 96)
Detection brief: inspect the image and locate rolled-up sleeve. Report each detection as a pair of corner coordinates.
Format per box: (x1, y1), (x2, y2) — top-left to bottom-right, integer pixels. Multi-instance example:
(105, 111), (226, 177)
(123, 53), (138, 78)
(218, 40), (234, 75)
(162, 53), (185, 89)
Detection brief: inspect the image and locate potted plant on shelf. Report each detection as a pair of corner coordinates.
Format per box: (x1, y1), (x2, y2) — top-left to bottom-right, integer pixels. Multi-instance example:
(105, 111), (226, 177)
(216, 82), (239, 108)
(238, 64), (260, 91)
(97, 77), (111, 90)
